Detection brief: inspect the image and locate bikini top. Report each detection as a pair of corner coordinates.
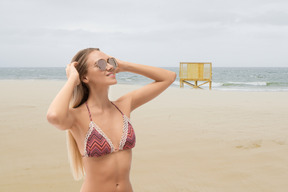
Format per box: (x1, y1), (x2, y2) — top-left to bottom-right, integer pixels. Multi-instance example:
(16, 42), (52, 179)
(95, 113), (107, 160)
(82, 102), (136, 158)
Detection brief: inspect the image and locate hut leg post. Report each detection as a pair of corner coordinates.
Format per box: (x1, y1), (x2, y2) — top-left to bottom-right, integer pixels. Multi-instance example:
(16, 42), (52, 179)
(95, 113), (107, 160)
(180, 79), (183, 88)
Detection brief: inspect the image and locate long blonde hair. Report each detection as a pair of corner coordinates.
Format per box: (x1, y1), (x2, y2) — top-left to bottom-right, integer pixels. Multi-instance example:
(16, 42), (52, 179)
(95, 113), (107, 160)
(66, 48), (100, 180)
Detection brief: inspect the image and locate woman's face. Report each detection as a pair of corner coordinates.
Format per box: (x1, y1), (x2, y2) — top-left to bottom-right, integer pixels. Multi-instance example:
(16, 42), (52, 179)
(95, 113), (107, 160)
(84, 50), (117, 86)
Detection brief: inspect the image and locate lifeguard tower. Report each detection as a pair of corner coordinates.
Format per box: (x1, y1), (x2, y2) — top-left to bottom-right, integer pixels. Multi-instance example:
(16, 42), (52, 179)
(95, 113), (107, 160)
(179, 62), (212, 90)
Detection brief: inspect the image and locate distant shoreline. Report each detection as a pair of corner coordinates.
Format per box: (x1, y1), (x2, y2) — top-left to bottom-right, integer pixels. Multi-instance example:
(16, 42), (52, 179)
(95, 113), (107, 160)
(1, 67), (288, 92)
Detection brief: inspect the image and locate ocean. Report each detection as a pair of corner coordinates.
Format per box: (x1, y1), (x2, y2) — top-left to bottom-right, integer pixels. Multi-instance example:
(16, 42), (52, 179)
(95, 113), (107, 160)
(0, 67), (288, 92)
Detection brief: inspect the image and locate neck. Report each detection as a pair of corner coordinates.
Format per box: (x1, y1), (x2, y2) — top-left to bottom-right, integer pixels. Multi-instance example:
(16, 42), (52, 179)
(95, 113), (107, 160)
(86, 84), (111, 109)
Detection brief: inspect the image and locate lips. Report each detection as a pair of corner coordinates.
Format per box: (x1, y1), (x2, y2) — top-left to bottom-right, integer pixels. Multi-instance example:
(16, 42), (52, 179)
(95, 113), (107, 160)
(106, 72), (115, 77)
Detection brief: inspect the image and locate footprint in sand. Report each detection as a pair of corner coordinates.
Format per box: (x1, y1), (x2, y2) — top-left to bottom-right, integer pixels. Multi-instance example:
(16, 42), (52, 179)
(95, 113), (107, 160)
(272, 139), (287, 145)
(235, 140), (262, 149)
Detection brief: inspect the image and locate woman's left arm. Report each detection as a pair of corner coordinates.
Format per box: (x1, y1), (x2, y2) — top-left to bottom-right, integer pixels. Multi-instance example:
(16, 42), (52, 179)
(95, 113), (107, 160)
(116, 59), (176, 111)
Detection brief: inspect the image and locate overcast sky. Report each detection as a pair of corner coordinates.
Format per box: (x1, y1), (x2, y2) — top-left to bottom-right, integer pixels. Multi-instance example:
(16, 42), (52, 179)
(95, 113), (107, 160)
(0, 0), (287, 67)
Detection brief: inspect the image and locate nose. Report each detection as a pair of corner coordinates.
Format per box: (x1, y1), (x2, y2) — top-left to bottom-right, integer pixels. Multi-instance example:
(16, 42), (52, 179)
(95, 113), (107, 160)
(106, 62), (114, 71)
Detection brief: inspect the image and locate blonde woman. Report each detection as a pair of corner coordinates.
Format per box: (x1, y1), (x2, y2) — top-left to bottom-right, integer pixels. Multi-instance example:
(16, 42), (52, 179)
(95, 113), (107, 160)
(46, 48), (176, 192)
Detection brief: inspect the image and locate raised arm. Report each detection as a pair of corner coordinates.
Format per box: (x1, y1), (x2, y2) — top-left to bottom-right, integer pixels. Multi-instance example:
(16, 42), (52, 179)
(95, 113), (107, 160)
(116, 59), (176, 111)
(46, 62), (80, 130)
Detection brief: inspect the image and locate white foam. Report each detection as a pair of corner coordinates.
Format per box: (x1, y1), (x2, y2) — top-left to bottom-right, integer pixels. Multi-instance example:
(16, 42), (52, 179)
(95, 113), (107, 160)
(225, 81), (267, 86)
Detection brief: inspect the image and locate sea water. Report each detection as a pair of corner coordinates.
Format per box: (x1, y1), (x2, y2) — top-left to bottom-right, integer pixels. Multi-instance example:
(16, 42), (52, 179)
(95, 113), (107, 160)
(0, 67), (288, 92)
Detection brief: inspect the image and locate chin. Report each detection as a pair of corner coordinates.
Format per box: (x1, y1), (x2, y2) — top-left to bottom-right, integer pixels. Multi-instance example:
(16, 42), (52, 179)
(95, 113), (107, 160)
(110, 79), (118, 85)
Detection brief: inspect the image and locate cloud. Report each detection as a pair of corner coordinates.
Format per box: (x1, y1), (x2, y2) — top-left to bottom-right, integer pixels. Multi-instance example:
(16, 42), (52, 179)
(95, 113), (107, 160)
(0, 0), (288, 67)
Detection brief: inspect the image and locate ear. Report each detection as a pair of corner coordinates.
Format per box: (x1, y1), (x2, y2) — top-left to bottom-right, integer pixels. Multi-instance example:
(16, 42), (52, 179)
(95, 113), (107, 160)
(82, 75), (89, 84)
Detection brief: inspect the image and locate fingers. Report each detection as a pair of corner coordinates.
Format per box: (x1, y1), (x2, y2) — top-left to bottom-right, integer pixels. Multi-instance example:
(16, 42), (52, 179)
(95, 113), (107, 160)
(66, 62), (78, 71)
(72, 61), (78, 67)
(66, 62), (79, 79)
(66, 62), (77, 68)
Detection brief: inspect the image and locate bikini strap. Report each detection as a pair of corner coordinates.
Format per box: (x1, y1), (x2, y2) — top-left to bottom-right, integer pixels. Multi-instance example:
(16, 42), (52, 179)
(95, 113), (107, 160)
(85, 102), (93, 121)
(111, 102), (124, 115)
(86, 102), (123, 120)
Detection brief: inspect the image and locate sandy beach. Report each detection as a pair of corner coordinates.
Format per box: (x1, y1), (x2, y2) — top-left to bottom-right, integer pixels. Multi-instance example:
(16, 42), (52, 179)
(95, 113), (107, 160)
(0, 80), (287, 192)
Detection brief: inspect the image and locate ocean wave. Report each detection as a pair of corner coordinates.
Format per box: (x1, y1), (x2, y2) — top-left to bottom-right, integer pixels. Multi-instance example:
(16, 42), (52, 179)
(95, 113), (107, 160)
(222, 82), (267, 86)
(267, 82), (288, 87)
(173, 81), (269, 87)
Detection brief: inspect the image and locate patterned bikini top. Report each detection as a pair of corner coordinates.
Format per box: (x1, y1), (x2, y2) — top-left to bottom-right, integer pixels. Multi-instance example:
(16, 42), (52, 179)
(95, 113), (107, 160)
(83, 102), (136, 158)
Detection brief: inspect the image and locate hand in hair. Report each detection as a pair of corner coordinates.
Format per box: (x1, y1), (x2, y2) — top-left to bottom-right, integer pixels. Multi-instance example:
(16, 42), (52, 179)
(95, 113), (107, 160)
(66, 62), (80, 86)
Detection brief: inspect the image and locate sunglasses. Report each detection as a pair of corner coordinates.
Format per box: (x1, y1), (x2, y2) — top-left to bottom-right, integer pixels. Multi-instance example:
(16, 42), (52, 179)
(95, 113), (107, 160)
(96, 57), (118, 71)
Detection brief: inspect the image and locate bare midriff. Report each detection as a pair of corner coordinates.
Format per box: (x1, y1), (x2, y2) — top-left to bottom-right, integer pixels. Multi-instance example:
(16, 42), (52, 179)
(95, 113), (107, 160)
(80, 149), (133, 192)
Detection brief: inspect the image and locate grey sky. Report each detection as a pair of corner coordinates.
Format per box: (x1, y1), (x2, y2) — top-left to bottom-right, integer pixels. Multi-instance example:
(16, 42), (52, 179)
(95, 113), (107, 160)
(0, 0), (287, 67)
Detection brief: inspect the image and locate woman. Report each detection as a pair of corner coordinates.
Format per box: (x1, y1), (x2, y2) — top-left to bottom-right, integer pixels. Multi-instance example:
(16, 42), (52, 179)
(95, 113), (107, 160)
(46, 48), (176, 192)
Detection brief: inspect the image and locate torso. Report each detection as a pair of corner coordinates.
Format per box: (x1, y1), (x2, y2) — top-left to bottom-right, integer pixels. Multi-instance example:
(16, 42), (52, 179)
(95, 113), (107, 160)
(81, 150), (133, 192)
(69, 100), (134, 192)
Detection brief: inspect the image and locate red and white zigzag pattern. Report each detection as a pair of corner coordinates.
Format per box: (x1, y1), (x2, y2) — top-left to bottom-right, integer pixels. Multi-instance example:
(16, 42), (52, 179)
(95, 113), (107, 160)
(86, 128), (112, 157)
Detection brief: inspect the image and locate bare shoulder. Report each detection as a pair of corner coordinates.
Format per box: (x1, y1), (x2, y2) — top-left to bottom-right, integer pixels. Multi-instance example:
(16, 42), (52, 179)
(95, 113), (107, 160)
(113, 94), (133, 118)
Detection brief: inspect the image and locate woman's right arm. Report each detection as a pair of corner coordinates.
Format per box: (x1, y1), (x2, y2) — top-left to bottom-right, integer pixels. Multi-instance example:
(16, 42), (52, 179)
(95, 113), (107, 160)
(46, 62), (80, 130)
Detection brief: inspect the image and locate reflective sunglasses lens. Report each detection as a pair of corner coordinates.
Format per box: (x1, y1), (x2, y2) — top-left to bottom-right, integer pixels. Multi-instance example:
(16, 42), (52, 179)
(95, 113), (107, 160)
(97, 59), (107, 71)
(108, 58), (118, 68)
